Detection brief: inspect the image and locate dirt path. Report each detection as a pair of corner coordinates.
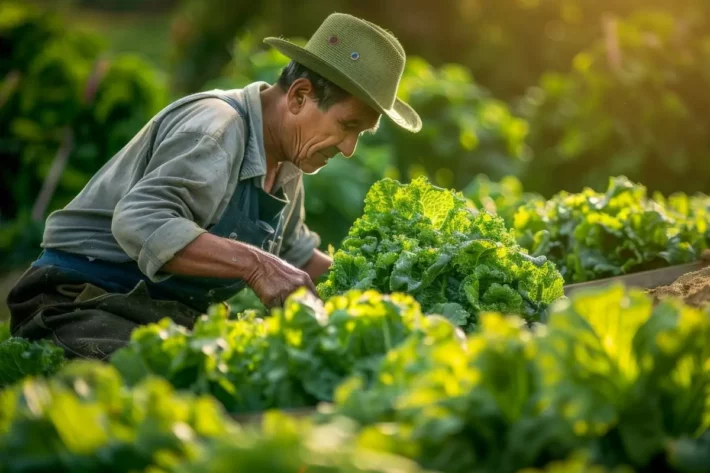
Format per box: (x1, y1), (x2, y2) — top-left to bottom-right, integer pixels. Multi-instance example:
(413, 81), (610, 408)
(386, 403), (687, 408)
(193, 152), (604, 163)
(649, 266), (710, 309)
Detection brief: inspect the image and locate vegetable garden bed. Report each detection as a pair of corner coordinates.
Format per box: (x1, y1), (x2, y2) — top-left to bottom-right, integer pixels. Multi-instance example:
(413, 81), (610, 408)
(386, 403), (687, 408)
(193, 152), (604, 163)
(1, 176), (709, 473)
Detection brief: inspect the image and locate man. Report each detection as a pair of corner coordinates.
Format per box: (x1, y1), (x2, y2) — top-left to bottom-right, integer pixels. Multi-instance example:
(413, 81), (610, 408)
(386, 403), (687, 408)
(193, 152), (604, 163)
(6, 13), (422, 359)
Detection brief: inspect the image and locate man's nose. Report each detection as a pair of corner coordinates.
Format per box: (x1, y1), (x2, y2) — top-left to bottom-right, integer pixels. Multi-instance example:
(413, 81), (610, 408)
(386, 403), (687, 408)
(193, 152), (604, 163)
(339, 135), (358, 158)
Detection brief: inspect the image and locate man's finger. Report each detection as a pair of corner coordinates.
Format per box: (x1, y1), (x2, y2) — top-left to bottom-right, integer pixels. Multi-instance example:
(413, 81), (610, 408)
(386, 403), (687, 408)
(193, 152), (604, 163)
(267, 295), (284, 308)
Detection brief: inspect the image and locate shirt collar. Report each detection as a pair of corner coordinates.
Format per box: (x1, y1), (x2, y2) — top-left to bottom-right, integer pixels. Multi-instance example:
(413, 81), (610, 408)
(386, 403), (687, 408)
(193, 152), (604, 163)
(235, 81), (302, 190)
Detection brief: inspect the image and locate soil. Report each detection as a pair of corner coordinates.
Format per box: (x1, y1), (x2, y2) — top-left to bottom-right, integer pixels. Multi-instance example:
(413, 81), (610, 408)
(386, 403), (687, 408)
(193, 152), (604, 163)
(650, 266), (710, 309)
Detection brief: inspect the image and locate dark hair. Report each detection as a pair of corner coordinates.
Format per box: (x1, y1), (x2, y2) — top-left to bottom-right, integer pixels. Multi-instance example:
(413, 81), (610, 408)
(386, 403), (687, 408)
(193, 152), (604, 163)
(277, 60), (350, 110)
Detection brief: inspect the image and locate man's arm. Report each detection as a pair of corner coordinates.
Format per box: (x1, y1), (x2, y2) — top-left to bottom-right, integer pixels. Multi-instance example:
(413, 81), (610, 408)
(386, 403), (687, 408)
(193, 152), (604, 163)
(162, 233), (317, 306)
(111, 131), (234, 281)
(301, 248), (333, 282)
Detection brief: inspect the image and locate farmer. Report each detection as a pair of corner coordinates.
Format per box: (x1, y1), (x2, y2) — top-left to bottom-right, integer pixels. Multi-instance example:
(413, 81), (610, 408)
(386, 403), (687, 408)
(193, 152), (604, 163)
(6, 13), (421, 359)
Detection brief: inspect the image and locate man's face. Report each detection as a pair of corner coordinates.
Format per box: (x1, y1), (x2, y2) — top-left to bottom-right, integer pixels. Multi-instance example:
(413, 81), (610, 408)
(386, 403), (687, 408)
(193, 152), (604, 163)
(287, 83), (381, 174)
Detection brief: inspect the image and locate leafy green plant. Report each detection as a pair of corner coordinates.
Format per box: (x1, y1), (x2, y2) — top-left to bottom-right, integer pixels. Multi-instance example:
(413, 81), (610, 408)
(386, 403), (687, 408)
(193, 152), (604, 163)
(653, 191), (710, 249)
(0, 361), (236, 473)
(463, 174), (544, 228)
(219, 287), (267, 318)
(514, 176), (707, 283)
(110, 288), (445, 414)
(333, 284), (710, 473)
(318, 177), (565, 330)
(336, 311), (579, 473)
(174, 411), (429, 473)
(538, 285), (710, 468)
(0, 335), (66, 389)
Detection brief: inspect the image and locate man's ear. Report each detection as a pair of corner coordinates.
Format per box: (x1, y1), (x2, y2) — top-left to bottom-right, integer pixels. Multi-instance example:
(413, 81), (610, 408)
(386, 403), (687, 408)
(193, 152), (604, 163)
(286, 78), (314, 115)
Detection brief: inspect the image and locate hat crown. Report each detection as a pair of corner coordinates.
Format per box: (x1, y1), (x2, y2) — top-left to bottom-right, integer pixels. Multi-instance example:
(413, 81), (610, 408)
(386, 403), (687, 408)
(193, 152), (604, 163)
(304, 13), (405, 109)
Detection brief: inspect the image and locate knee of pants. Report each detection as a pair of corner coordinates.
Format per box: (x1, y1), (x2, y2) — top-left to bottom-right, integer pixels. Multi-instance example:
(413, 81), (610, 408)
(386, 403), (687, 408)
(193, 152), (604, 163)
(43, 309), (140, 360)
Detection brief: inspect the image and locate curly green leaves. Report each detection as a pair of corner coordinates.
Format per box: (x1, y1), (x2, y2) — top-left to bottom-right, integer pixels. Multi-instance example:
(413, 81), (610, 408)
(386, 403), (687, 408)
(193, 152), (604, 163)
(320, 177), (565, 331)
(514, 177), (708, 284)
(110, 288), (443, 413)
(0, 332), (66, 389)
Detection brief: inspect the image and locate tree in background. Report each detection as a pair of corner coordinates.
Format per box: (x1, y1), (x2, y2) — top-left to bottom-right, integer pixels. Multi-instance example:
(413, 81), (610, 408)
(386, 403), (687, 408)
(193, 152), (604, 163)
(169, 0), (266, 93)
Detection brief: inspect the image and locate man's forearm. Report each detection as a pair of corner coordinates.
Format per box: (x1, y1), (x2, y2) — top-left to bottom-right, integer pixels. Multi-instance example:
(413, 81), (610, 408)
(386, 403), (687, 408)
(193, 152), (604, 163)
(161, 232), (319, 306)
(161, 233), (266, 281)
(301, 249), (333, 282)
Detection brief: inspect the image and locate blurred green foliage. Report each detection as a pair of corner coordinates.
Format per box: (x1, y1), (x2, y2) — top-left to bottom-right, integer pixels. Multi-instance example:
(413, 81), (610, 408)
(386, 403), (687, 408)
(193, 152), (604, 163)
(0, 1), (167, 268)
(167, 0), (708, 101)
(520, 10), (710, 197)
(169, 0), (264, 93)
(430, 0), (708, 99)
(463, 174), (544, 227)
(387, 58), (530, 190)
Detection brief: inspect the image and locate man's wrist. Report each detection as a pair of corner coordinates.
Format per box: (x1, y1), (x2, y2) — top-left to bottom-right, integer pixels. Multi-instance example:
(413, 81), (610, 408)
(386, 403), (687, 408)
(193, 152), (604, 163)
(230, 240), (267, 284)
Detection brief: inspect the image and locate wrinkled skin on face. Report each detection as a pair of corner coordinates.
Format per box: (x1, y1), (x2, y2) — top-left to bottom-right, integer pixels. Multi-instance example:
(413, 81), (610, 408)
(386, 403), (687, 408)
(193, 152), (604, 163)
(284, 78), (381, 174)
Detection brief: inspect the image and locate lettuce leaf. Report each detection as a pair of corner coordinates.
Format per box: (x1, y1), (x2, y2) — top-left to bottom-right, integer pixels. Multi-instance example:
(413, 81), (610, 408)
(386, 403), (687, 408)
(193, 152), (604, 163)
(0, 333), (65, 389)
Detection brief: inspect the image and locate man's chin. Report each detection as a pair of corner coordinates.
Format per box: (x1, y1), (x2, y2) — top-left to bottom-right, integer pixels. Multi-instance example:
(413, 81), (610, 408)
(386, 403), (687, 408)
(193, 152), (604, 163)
(299, 161), (328, 174)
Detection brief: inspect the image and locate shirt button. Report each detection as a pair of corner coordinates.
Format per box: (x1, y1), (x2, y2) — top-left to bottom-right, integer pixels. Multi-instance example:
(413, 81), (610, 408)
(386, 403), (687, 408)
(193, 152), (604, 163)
(228, 232), (238, 240)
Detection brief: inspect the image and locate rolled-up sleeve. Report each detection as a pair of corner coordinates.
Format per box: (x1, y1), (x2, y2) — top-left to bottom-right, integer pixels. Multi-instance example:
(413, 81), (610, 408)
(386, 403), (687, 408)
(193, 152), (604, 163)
(111, 131), (232, 281)
(279, 179), (321, 268)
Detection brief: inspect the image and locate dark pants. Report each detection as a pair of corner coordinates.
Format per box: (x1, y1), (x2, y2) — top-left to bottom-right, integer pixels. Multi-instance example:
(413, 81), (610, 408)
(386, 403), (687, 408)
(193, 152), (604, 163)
(6, 266), (200, 360)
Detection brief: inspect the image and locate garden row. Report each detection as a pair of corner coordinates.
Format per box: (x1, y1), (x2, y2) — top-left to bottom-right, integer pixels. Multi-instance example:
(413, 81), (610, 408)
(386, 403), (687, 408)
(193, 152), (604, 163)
(229, 174), (710, 318)
(0, 177), (708, 472)
(1, 284), (708, 473)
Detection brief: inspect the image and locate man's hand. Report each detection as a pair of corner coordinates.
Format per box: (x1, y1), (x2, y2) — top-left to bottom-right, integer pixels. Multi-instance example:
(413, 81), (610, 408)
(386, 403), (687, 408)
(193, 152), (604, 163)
(162, 233), (319, 308)
(245, 254), (318, 308)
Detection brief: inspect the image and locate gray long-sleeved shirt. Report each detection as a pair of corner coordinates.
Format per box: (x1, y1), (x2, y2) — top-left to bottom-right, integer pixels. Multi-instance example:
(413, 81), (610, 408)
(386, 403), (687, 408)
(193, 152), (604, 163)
(41, 81), (320, 282)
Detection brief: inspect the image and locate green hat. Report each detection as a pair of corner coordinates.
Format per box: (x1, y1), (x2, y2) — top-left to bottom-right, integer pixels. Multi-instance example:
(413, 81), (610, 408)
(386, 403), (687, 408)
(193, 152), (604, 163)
(264, 13), (422, 133)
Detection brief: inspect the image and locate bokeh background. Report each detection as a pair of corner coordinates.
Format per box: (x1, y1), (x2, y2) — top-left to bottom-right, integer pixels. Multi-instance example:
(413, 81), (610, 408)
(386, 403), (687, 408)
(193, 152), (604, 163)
(2, 0), (709, 317)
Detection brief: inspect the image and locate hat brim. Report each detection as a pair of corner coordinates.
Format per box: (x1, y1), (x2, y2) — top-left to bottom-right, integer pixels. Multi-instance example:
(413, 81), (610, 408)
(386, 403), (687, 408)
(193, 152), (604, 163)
(264, 37), (422, 133)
